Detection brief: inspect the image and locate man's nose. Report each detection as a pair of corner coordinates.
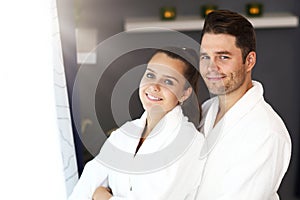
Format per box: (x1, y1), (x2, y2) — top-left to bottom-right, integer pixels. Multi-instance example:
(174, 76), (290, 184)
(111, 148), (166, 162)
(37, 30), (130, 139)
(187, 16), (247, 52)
(207, 60), (218, 72)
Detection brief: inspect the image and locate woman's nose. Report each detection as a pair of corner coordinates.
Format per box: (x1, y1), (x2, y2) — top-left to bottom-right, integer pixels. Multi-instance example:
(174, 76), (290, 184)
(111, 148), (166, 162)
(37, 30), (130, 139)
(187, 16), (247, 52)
(148, 83), (160, 92)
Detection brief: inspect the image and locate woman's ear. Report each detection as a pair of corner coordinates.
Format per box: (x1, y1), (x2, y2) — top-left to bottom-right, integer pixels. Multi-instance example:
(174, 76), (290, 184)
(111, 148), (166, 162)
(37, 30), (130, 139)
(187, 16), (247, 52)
(179, 87), (192, 103)
(245, 51), (256, 72)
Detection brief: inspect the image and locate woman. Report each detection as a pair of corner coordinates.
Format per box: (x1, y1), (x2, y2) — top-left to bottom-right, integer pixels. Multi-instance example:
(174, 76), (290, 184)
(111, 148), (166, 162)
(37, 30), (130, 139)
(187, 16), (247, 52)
(69, 47), (205, 200)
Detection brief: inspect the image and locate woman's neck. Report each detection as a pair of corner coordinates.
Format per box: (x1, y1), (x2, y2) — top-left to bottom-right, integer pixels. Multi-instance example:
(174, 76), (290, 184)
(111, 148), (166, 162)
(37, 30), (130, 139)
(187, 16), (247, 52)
(134, 110), (166, 156)
(145, 111), (166, 137)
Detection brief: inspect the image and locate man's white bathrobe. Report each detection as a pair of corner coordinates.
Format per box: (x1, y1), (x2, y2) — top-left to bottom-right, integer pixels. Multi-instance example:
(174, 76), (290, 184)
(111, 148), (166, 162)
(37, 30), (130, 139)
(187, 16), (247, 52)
(68, 106), (205, 200)
(195, 81), (291, 200)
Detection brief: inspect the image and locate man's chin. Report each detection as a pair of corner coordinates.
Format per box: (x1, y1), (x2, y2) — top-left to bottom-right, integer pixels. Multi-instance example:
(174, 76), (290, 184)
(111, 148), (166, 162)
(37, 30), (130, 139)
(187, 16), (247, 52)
(207, 87), (227, 96)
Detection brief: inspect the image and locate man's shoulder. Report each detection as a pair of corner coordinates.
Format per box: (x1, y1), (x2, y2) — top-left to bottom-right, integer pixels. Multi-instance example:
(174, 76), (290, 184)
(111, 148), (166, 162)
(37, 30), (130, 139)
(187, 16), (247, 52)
(255, 100), (290, 135)
(201, 97), (218, 112)
(198, 97), (218, 130)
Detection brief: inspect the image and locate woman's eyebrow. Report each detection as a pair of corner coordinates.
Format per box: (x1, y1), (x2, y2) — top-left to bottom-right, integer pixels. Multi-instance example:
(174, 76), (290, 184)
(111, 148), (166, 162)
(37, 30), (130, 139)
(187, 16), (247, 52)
(146, 68), (157, 73)
(163, 75), (179, 83)
(147, 66), (180, 83)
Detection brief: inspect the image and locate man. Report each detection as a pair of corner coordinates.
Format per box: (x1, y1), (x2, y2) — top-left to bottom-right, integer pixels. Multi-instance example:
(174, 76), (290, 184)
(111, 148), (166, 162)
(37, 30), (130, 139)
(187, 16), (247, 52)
(196, 10), (291, 199)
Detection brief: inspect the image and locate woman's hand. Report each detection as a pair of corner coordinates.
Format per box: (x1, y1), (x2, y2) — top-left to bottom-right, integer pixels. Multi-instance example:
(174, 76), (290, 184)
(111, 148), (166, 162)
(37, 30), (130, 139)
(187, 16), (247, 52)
(92, 186), (112, 200)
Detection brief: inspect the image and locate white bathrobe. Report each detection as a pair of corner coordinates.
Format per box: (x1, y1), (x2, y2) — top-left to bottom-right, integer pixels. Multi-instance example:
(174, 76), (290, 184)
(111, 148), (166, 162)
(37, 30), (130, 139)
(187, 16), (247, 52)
(195, 81), (292, 200)
(68, 106), (205, 200)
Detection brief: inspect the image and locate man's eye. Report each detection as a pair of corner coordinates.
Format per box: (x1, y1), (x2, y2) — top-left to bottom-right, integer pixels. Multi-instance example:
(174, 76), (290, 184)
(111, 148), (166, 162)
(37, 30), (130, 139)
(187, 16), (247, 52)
(146, 73), (155, 79)
(164, 79), (174, 85)
(200, 55), (210, 60)
(220, 55), (230, 60)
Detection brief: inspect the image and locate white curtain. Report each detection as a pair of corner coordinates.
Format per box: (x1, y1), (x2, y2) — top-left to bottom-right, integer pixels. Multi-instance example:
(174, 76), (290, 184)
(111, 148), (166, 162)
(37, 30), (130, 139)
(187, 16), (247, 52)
(0, 0), (78, 199)
(52, 0), (79, 196)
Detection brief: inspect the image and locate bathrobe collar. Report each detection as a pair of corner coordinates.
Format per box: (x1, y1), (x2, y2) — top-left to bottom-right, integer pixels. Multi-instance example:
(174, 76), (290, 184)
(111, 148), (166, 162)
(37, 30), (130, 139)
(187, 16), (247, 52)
(200, 81), (264, 158)
(97, 105), (199, 173)
(124, 105), (184, 154)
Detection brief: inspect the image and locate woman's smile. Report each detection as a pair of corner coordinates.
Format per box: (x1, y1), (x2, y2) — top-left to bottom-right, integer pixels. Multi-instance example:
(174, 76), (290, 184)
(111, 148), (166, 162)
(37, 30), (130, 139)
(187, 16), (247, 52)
(146, 93), (163, 101)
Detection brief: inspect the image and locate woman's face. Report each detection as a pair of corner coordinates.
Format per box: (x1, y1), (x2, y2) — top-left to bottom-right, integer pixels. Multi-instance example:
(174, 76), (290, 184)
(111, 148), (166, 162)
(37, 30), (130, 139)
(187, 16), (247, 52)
(139, 52), (189, 115)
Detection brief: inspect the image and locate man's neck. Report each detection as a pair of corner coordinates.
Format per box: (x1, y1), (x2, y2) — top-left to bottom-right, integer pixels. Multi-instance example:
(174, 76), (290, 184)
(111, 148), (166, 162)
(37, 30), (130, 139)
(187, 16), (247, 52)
(214, 81), (253, 127)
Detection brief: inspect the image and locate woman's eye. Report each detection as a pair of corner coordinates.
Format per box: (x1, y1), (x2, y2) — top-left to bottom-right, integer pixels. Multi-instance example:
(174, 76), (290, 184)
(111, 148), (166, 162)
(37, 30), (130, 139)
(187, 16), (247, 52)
(146, 73), (155, 79)
(164, 79), (174, 85)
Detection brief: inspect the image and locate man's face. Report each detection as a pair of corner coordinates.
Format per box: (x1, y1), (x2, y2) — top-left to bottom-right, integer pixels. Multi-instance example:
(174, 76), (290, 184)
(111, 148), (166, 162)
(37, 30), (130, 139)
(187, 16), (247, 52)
(200, 33), (249, 96)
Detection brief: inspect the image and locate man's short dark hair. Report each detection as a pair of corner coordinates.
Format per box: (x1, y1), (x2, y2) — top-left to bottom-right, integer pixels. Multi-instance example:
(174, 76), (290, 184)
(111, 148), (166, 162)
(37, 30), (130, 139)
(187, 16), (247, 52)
(200, 10), (256, 63)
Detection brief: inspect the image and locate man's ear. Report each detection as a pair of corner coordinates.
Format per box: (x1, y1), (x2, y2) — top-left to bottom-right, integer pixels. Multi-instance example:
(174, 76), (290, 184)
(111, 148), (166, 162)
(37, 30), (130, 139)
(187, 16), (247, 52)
(246, 51), (256, 72)
(180, 87), (192, 103)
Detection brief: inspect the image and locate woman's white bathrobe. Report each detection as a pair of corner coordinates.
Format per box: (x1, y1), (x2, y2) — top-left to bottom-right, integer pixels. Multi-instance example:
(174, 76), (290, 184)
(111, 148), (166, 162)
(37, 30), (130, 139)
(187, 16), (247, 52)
(195, 81), (292, 200)
(69, 106), (205, 200)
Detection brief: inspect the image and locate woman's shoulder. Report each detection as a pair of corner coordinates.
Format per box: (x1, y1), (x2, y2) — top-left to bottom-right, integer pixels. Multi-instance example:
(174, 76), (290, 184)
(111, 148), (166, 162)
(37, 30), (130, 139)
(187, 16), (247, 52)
(180, 115), (204, 141)
(108, 117), (145, 142)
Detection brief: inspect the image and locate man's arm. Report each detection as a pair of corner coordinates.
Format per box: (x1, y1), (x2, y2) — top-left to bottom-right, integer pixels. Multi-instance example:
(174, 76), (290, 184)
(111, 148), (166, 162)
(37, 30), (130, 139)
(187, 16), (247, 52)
(217, 132), (291, 200)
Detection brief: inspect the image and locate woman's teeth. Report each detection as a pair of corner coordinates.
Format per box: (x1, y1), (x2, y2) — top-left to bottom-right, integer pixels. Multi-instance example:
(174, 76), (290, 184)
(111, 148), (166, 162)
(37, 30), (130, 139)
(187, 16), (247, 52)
(147, 94), (162, 101)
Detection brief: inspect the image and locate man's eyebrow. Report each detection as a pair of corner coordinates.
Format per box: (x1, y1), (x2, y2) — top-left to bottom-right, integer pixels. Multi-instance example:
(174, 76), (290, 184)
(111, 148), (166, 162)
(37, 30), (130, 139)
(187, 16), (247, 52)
(200, 51), (232, 55)
(215, 51), (232, 55)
